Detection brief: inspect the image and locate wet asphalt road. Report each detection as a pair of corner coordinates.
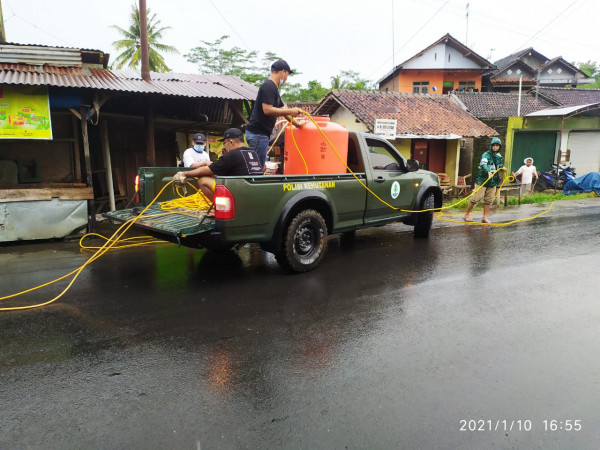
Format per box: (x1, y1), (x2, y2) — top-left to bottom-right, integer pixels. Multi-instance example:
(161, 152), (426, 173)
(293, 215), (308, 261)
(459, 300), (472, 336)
(1, 199), (599, 449)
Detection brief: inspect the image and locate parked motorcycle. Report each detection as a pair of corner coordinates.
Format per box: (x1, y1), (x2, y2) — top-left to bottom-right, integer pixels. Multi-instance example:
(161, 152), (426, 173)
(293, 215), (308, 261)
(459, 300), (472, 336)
(535, 162), (577, 191)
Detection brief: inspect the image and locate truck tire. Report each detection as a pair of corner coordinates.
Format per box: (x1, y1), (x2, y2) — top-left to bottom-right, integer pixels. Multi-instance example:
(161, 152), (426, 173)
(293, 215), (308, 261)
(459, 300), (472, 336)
(413, 192), (434, 238)
(276, 209), (328, 273)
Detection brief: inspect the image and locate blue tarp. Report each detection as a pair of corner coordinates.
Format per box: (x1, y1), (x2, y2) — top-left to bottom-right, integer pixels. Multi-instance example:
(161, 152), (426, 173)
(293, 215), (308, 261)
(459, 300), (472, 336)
(563, 172), (600, 195)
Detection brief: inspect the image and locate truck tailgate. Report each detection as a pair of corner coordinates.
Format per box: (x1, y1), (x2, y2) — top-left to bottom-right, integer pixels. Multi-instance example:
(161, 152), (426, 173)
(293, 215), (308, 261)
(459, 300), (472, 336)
(104, 205), (214, 237)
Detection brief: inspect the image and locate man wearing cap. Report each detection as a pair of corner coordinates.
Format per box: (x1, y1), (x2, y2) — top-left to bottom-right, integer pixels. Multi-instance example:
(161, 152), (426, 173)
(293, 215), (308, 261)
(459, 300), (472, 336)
(245, 59), (303, 166)
(174, 128), (263, 203)
(182, 133), (210, 168)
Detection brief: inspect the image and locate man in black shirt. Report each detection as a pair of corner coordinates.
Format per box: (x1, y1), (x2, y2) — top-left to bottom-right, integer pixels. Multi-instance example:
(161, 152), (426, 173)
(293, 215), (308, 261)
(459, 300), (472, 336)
(246, 59), (303, 166)
(175, 128), (263, 202)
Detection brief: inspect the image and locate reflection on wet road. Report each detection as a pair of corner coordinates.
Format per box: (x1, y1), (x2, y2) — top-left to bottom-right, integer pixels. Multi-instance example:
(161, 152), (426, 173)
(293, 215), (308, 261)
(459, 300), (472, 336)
(1, 202), (599, 448)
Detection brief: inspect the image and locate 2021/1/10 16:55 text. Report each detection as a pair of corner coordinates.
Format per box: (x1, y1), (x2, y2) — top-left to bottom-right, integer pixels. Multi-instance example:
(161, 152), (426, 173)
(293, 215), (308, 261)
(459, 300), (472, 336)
(459, 420), (532, 431)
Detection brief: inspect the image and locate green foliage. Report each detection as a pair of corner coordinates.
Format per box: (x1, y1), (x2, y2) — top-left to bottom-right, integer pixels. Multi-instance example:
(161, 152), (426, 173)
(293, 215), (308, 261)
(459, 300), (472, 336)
(281, 80), (329, 102)
(110, 4), (179, 72)
(184, 36), (374, 100)
(185, 36), (282, 87)
(330, 70), (374, 90)
(185, 35), (259, 82)
(574, 60), (600, 89)
(444, 192), (597, 210)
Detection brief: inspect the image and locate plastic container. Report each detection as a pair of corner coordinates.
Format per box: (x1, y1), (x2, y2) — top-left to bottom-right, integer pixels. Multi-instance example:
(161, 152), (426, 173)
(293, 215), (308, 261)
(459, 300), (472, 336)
(283, 116), (348, 175)
(264, 161), (279, 175)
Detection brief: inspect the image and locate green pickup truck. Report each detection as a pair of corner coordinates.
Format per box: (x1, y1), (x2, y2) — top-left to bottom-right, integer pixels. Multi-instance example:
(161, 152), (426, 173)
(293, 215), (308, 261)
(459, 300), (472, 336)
(105, 131), (442, 272)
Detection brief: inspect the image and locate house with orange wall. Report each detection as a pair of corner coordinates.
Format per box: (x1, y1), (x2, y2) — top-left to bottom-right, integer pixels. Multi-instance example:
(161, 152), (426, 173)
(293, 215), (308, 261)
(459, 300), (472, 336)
(378, 34), (495, 95)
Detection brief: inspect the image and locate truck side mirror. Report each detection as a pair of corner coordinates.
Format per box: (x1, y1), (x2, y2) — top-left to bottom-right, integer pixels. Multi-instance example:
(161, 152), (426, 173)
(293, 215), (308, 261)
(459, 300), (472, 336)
(406, 159), (419, 172)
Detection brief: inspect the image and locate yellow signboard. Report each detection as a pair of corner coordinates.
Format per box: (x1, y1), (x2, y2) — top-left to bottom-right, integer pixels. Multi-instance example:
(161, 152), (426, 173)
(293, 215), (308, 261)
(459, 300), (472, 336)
(0, 85), (52, 139)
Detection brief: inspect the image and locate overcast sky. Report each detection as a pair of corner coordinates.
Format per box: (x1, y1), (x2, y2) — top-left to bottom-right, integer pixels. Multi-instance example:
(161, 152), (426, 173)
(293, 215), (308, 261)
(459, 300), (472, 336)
(2, 0), (599, 86)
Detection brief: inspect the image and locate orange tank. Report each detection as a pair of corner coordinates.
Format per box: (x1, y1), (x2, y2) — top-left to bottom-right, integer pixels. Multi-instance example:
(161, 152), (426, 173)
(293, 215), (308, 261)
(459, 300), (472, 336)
(283, 116), (348, 175)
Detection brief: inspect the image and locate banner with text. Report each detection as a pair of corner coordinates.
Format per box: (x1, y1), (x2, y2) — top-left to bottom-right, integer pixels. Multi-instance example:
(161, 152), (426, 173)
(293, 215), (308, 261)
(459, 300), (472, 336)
(0, 85), (53, 139)
(374, 118), (397, 139)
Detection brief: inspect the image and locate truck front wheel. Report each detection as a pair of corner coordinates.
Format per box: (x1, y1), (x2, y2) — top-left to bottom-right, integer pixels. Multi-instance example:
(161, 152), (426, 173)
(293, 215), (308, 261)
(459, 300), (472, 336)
(413, 192), (434, 238)
(277, 209), (328, 273)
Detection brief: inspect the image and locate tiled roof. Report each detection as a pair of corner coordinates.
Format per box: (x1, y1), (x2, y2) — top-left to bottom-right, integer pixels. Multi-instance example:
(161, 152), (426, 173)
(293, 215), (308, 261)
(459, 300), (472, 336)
(492, 48), (546, 73)
(287, 102), (319, 114)
(0, 64), (258, 100)
(315, 90), (497, 137)
(531, 87), (600, 106)
(491, 77), (536, 84)
(489, 49), (587, 80)
(271, 102), (320, 137)
(537, 56), (582, 75)
(452, 92), (554, 118)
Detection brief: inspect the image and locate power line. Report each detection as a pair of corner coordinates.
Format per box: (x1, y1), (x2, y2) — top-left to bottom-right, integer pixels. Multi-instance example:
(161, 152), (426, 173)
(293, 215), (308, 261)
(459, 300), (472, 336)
(367, 0), (450, 80)
(513, 0), (581, 52)
(3, 0), (74, 46)
(8, 13), (74, 46)
(207, 0), (251, 50)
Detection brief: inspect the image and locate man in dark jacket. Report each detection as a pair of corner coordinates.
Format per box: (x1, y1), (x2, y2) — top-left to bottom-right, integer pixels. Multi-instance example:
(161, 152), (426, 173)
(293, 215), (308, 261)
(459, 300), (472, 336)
(175, 128), (263, 202)
(463, 137), (506, 223)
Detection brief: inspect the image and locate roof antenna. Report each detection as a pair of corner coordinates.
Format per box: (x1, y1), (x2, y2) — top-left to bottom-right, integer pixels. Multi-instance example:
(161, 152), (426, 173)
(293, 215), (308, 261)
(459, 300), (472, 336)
(392, 0), (395, 91)
(465, 3), (469, 47)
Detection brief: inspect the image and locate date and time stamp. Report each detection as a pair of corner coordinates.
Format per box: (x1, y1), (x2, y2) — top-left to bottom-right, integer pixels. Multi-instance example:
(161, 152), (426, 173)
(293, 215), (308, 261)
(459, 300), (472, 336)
(459, 419), (582, 432)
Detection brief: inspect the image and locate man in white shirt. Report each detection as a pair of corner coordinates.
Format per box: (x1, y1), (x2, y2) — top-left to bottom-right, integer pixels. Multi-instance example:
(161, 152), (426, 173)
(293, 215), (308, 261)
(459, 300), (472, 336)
(512, 157), (538, 195)
(182, 133), (210, 168)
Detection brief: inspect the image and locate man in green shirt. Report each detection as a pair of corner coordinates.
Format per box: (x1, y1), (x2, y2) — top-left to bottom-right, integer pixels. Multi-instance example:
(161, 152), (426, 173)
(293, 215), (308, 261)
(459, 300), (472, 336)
(463, 137), (506, 224)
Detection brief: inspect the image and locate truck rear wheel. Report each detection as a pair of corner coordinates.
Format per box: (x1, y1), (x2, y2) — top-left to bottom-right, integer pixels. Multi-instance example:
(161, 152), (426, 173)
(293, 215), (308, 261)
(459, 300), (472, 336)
(276, 209), (328, 273)
(413, 192), (434, 238)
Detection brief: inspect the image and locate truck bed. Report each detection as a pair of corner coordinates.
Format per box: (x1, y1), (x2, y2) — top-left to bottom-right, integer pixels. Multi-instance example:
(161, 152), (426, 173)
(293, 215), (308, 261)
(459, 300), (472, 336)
(105, 204), (214, 238)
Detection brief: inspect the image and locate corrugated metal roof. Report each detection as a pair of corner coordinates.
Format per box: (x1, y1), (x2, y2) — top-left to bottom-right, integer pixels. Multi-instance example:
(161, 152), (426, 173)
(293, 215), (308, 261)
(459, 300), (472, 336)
(526, 103), (599, 117)
(1, 44), (83, 67)
(0, 64), (259, 100)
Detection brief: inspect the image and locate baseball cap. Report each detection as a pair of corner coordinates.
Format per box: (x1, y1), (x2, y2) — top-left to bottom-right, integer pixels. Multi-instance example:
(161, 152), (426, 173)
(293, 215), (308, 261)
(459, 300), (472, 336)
(218, 128), (244, 141)
(271, 59), (294, 74)
(193, 133), (206, 143)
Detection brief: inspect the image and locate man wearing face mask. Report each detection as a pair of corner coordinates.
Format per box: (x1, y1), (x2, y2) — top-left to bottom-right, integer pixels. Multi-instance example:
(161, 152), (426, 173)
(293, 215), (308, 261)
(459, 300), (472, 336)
(182, 133), (211, 168)
(245, 59), (303, 167)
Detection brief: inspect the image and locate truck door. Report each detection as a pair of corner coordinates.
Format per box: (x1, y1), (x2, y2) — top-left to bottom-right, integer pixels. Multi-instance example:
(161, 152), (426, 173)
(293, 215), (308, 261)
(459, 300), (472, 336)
(363, 137), (416, 224)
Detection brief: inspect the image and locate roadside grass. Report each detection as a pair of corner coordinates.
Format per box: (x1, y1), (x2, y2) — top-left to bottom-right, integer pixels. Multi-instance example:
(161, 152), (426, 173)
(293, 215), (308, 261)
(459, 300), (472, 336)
(443, 191), (598, 211)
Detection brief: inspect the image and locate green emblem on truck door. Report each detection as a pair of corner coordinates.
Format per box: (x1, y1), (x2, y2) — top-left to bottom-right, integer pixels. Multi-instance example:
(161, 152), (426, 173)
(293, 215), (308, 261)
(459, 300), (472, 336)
(391, 181), (400, 199)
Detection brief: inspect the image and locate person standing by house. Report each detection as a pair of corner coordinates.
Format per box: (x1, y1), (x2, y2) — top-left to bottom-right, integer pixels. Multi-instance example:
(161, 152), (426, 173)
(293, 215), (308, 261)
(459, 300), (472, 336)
(182, 133), (211, 168)
(512, 157), (538, 195)
(463, 137), (507, 224)
(245, 59), (303, 166)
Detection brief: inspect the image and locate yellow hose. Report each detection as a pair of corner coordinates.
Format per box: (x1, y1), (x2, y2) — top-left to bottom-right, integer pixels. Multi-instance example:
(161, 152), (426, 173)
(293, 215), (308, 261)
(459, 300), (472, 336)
(297, 109), (553, 224)
(0, 180), (179, 311)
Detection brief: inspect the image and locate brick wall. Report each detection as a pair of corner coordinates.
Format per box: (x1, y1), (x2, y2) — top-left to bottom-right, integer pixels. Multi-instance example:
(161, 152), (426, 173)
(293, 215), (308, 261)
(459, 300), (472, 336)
(471, 118), (508, 178)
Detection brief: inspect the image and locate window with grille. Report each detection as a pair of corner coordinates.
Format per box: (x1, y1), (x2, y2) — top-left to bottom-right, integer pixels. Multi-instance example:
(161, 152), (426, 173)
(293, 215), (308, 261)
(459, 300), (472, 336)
(458, 81), (476, 92)
(412, 81), (429, 94)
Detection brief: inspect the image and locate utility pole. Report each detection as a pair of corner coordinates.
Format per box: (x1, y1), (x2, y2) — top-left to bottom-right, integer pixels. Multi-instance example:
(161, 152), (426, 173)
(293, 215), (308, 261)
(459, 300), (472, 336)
(0, 0), (7, 44)
(139, 0), (150, 82)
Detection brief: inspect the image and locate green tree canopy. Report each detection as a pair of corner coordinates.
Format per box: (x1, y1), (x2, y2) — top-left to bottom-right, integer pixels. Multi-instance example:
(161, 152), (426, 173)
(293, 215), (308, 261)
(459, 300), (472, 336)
(185, 35), (280, 86)
(110, 4), (179, 72)
(330, 70), (374, 90)
(575, 60), (600, 89)
(185, 35), (374, 101)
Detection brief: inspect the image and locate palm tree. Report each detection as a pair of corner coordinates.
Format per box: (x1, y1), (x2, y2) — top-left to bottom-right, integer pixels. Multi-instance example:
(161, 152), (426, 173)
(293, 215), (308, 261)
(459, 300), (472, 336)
(110, 4), (178, 72)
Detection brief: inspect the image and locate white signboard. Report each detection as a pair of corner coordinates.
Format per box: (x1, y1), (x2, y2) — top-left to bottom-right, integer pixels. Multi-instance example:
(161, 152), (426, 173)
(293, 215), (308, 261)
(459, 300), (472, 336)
(374, 118), (397, 139)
